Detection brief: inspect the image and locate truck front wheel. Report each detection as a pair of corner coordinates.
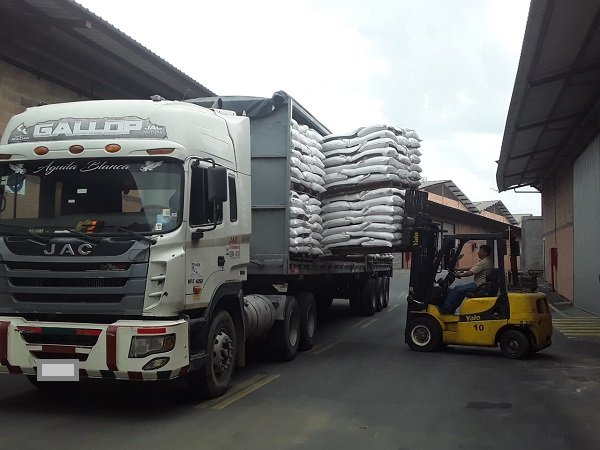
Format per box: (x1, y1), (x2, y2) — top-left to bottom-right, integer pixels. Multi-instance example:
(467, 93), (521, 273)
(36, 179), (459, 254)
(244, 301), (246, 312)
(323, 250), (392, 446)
(189, 310), (237, 399)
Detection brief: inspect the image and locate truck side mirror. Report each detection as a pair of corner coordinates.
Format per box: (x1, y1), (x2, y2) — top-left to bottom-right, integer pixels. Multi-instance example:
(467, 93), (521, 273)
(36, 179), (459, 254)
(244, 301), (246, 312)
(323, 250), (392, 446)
(206, 166), (228, 204)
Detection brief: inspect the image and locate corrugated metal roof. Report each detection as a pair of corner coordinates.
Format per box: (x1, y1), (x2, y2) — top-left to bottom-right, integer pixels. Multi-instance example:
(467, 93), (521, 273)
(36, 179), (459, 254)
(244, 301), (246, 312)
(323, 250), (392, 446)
(474, 200), (518, 226)
(497, 0), (600, 191)
(0, 0), (214, 101)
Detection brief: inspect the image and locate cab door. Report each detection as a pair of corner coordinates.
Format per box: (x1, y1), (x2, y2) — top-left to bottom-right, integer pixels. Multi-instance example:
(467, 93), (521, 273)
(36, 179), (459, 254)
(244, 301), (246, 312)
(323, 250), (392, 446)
(184, 161), (240, 310)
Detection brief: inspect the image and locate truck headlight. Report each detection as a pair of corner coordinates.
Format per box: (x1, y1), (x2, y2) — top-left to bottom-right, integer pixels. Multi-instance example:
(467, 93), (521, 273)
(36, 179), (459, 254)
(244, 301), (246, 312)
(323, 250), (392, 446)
(129, 334), (176, 358)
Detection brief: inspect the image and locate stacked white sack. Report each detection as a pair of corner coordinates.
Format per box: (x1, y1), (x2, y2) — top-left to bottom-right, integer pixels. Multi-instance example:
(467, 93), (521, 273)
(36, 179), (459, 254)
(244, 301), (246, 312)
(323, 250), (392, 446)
(321, 124), (422, 190)
(401, 128), (423, 188)
(320, 187), (405, 250)
(289, 191), (324, 256)
(288, 119), (326, 257)
(290, 119), (327, 195)
(320, 124), (423, 251)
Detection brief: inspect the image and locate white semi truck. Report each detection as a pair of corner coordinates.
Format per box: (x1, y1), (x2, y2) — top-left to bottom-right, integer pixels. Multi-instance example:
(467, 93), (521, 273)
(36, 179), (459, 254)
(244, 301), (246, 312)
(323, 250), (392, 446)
(0, 92), (420, 398)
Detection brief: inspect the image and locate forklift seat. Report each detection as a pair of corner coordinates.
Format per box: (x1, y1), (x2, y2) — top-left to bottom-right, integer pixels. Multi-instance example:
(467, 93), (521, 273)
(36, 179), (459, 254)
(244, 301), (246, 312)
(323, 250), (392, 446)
(465, 269), (500, 298)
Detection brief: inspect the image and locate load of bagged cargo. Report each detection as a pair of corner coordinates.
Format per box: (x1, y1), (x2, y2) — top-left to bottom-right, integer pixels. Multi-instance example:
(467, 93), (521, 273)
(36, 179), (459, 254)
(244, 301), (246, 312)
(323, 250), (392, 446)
(288, 121), (423, 255)
(319, 125), (423, 253)
(289, 119), (326, 256)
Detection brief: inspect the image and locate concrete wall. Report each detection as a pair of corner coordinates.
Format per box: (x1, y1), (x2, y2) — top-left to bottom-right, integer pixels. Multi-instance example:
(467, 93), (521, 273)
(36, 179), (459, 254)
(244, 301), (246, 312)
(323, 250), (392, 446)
(542, 167), (574, 301)
(0, 60), (85, 134)
(521, 216), (544, 272)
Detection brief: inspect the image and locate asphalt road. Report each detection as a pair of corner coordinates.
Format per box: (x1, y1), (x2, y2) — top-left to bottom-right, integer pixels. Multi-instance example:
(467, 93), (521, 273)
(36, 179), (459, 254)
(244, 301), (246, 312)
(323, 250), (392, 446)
(1, 270), (599, 450)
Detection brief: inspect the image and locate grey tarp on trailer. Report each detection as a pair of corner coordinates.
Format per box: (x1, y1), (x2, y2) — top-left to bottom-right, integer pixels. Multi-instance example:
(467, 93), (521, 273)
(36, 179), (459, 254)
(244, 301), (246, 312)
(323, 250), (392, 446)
(187, 92), (334, 276)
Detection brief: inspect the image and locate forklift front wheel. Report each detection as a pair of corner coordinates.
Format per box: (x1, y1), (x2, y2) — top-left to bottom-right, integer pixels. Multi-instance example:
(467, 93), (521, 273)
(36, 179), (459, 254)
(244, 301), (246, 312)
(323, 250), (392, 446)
(406, 317), (442, 352)
(498, 329), (531, 359)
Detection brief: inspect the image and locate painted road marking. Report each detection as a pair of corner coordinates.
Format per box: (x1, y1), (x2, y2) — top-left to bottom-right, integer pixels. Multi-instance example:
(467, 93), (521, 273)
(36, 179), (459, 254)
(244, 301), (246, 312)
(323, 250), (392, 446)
(359, 318), (378, 329)
(353, 318), (373, 328)
(549, 303), (567, 317)
(199, 373), (281, 410)
(313, 339), (342, 355)
(553, 318), (600, 338)
(387, 304), (399, 312)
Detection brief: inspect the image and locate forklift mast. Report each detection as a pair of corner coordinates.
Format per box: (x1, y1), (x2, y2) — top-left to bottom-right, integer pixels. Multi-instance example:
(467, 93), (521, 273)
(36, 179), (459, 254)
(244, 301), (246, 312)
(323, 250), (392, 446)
(407, 224), (512, 314)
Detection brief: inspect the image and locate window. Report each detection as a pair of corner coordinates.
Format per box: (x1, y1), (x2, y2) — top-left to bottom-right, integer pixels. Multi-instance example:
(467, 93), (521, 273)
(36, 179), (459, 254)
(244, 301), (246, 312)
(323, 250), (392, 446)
(189, 166), (223, 226)
(228, 176), (237, 222)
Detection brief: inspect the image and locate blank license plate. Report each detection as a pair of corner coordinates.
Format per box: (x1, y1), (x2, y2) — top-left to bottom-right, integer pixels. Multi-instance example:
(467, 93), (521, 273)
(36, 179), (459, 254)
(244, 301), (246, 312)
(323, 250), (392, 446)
(37, 360), (79, 381)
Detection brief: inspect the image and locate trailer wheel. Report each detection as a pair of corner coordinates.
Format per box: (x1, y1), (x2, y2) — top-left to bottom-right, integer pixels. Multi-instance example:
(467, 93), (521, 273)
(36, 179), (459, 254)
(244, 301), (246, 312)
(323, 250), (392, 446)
(382, 277), (390, 309)
(188, 310), (237, 399)
(272, 296), (300, 361)
(499, 329), (531, 359)
(405, 316), (442, 352)
(349, 279), (362, 316)
(359, 279), (377, 316)
(296, 292), (317, 351)
(374, 278), (384, 312)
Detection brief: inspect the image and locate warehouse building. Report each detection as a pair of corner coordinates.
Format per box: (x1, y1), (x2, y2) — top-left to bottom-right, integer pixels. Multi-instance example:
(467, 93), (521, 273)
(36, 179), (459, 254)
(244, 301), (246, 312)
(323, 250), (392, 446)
(0, 0), (213, 133)
(497, 0), (600, 314)
(401, 180), (522, 270)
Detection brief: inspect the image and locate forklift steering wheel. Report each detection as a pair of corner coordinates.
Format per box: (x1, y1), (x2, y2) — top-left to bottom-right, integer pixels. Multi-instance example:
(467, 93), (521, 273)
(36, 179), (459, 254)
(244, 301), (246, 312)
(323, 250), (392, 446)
(446, 269), (461, 281)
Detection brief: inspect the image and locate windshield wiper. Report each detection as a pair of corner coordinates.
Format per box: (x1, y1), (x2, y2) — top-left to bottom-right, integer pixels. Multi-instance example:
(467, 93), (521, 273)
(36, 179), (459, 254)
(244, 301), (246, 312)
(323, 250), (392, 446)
(56, 229), (104, 244)
(102, 225), (156, 245)
(0, 223), (50, 244)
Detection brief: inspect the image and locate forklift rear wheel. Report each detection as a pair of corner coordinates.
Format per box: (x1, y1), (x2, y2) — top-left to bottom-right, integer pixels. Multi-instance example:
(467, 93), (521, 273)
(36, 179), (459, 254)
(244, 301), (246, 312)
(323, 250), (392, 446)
(499, 329), (531, 359)
(406, 317), (442, 352)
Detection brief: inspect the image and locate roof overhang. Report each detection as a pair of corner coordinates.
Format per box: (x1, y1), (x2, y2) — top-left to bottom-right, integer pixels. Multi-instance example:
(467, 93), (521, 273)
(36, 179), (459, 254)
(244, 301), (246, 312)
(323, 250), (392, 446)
(0, 0), (214, 101)
(420, 180), (480, 213)
(497, 0), (600, 191)
(427, 201), (521, 235)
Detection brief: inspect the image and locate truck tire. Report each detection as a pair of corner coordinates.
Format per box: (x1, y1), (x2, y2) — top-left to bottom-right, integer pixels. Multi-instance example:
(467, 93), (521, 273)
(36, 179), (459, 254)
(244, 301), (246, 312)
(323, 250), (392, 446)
(374, 277), (384, 312)
(382, 277), (390, 309)
(359, 278), (377, 316)
(272, 296), (300, 361)
(349, 279), (362, 316)
(296, 292), (317, 351)
(405, 316), (442, 352)
(188, 310), (237, 399)
(499, 329), (531, 359)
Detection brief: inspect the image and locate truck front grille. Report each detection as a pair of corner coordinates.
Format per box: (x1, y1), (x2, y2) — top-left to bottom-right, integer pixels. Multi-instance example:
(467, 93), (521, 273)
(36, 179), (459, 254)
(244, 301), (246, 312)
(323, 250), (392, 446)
(11, 278), (126, 288)
(14, 293), (123, 303)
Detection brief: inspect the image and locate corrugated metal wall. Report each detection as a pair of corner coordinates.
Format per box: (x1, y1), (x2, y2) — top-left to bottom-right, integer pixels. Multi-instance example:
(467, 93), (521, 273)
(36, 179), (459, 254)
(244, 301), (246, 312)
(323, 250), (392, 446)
(573, 136), (600, 314)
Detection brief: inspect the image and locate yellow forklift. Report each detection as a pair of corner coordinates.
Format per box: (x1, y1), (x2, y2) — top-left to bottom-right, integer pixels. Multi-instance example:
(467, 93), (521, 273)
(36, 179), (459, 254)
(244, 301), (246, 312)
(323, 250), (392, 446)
(404, 223), (553, 359)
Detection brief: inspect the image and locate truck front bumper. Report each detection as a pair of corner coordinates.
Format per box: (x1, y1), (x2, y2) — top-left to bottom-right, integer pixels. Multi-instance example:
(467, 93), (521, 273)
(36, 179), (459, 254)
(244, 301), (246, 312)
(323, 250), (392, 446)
(0, 318), (191, 381)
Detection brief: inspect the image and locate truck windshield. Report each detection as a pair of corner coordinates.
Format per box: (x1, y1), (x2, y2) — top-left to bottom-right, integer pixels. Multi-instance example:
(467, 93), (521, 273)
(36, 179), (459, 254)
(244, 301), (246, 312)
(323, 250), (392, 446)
(0, 158), (182, 235)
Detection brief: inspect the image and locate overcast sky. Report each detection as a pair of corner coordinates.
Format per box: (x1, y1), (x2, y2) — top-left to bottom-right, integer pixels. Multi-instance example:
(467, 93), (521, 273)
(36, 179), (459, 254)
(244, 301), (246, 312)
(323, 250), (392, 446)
(78, 0), (539, 215)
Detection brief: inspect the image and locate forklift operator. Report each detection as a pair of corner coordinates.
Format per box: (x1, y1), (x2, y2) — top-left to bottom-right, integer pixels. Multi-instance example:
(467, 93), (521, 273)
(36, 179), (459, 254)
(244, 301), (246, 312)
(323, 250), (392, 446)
(440, 244), (493, 314)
